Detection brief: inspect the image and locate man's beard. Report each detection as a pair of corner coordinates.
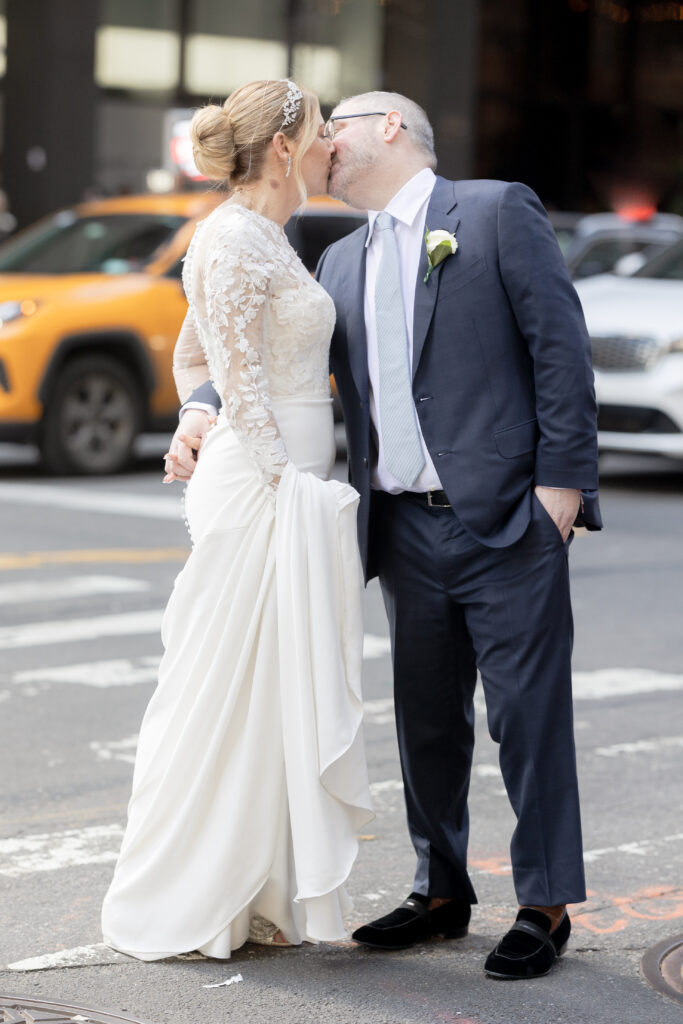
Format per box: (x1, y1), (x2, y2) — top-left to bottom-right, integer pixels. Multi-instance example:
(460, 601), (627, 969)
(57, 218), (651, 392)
(328, 144), (379, 205)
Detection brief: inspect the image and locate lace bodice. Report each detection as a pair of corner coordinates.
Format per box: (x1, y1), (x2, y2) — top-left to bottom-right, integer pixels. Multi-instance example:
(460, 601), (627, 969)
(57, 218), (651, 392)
(173, 203), (336, 492)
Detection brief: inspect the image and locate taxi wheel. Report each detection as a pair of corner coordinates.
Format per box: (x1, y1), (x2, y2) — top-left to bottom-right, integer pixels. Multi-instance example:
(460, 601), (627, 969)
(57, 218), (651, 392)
(40, 354), (143, 475)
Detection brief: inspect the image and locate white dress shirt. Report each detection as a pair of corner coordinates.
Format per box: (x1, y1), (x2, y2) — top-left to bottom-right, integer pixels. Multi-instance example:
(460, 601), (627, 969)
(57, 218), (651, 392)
(365, 167), (441, 493)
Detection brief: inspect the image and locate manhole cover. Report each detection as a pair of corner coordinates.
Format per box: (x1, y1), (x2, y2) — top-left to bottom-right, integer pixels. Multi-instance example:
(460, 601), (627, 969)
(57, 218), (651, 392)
(641, 934), (683, 1004)
(0, 995), (156, 1024)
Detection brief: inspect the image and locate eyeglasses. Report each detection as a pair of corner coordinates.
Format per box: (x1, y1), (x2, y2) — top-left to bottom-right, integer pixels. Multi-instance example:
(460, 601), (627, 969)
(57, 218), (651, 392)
(323, 112), (408, 141)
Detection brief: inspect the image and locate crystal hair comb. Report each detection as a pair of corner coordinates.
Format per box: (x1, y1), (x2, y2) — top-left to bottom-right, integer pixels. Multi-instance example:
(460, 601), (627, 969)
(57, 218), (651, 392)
(280, 79), (303, 130)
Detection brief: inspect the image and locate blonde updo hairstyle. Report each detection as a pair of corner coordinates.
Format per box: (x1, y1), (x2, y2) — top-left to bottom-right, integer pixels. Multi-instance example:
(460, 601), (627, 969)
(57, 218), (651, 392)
(191, 79), (319, 204)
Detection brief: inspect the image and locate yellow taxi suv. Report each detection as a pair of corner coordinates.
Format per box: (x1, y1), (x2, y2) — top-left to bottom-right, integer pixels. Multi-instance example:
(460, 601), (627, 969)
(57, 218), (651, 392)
(0, 193), (363, 474)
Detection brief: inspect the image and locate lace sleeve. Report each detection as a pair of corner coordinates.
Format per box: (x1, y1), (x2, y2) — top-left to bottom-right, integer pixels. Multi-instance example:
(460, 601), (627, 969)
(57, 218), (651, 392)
(202, 218), (288, 493)
(172, 307), (210, 404)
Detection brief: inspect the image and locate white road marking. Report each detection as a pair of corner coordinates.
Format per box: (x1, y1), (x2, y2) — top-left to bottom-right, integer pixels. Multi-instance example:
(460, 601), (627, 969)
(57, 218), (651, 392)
(0, 482), (181, 520)
(473, 764), (502, 778)
(14, 656), (161, 689)
(0, 575), (149, 605)
(369, 779), (404, 795)
(0, 824), (123, 878)
(90, 735), (138, 764)
(363, 697), (395, 725)
(6, 943), (127, 971)
(582, 832), (683, 864)
(363, 634), (392, 659)
(0, 609), (164, 650)
(360, 889), (391, 903)
(473, 831), (683, 875)
(572, 667), (683, 700)
(595, 735), (683, 758)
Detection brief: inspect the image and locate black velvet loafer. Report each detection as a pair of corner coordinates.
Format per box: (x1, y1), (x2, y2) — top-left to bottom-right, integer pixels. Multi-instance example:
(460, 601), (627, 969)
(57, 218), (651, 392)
(352, 892), (471, 950)
(484, 908), (571, 979)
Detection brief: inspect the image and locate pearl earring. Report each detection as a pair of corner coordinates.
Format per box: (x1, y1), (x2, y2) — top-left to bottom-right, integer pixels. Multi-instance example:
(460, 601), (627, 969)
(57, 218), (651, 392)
(285, 156), (292, 178)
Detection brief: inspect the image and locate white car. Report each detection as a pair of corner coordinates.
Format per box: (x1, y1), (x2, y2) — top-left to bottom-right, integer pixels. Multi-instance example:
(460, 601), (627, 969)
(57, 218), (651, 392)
(574, 240), (683, 458)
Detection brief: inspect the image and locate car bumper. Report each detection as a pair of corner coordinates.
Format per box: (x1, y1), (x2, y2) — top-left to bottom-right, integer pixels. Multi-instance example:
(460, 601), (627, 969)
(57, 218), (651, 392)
(598, 431), (683, 457)
(0, 420), (38, 444)
(594, 356), (683, 457)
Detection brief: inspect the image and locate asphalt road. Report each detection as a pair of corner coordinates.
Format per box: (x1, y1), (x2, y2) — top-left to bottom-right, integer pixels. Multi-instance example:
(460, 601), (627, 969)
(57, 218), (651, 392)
(1, 439), (682, 1024)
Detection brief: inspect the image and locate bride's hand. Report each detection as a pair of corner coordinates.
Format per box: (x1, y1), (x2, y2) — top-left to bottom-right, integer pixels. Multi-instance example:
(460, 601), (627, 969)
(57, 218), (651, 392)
(163, 411), (216, 483)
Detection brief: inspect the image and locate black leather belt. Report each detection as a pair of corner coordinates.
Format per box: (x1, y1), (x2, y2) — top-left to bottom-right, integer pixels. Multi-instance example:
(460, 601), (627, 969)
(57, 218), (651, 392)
(381, 489), (452, 508)
(425, 489), (451, 507)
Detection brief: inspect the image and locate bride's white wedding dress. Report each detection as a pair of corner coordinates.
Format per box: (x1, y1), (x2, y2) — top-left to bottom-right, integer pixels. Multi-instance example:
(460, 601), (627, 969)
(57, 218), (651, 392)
(101, 202), (373, 960)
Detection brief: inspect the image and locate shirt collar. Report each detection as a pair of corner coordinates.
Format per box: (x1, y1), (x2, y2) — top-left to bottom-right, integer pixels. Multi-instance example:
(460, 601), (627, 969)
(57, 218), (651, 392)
(366, 167), (437, 247)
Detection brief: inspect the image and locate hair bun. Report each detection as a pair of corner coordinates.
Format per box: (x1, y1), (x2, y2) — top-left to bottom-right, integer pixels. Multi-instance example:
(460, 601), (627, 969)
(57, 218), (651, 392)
(190, 104), (236, 181)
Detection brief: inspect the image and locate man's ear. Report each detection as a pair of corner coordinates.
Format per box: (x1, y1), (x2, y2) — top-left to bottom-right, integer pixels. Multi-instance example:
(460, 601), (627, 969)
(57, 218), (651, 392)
(383, 111), (403, 142)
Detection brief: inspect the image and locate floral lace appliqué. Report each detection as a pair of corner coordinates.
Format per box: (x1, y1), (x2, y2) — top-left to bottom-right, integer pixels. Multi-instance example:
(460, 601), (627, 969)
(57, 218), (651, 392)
(176, 204), (335, 496)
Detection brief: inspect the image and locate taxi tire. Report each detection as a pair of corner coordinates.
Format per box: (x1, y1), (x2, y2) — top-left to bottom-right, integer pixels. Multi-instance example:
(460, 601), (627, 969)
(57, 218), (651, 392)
(40, 353), (143, 476)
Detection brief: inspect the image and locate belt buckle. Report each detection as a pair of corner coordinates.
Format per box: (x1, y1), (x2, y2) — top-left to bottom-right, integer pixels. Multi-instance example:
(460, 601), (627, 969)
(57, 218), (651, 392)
(427, 490), (450, 508)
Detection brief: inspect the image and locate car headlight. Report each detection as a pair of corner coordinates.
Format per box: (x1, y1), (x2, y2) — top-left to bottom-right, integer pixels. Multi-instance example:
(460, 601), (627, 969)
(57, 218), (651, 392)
(0, 299), (39, 326)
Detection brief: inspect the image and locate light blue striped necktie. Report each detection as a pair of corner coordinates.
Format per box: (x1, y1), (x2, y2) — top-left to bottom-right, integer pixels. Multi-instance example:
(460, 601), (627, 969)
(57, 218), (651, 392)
(374, 212), (426, 487)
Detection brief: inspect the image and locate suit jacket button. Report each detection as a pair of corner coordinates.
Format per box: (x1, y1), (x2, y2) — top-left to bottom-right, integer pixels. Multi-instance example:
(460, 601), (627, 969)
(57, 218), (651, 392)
(363, 457), (369, 468)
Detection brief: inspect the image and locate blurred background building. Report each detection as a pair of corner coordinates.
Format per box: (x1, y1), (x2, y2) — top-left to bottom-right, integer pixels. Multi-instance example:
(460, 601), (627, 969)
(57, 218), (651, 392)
(0, 0), (682, 228)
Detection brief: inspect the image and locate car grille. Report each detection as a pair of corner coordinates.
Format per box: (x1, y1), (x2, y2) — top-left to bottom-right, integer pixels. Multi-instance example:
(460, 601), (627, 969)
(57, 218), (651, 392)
(598, 404), (680, 434)
(590, 335), (662, 372)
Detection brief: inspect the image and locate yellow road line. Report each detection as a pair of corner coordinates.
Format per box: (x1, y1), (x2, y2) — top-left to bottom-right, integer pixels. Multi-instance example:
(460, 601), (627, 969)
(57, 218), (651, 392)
(0, 547), (189, 570)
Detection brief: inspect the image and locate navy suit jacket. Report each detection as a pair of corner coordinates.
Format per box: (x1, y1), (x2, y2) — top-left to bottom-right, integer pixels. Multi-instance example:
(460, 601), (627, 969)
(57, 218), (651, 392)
(188, 176), (601, 581)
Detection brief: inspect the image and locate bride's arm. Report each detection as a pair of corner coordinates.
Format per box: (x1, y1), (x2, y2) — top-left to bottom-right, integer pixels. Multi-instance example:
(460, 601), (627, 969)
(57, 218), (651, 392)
(172, 306), (211, 402)
(202, 223), (289, 495)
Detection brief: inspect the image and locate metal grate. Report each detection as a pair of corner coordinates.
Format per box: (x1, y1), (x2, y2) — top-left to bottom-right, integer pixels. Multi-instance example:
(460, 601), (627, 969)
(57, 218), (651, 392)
(590, 335), (662, 372)
(0, 996), (155, 1024)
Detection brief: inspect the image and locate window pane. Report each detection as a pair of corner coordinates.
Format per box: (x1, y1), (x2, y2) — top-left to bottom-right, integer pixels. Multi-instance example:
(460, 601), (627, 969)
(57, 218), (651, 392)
(292, 44), (341, 105)
(184, 36), (287, 95)
(99, 0), (179, 32)
(190, 0), (286, 42)
(96, 26), (181, 90)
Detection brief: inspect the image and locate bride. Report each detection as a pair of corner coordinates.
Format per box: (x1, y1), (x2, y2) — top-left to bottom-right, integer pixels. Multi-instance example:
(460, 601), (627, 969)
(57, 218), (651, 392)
(101, 79), (373, 959)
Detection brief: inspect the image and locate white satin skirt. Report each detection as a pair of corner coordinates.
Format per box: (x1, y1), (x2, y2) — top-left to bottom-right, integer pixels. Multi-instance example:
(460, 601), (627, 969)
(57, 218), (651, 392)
(101, 396), (373, 960)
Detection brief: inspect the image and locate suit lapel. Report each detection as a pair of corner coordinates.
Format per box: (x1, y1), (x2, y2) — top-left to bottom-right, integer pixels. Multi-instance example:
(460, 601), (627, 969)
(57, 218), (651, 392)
(343, 227), (370, 402)
(412, 177), (459, 379)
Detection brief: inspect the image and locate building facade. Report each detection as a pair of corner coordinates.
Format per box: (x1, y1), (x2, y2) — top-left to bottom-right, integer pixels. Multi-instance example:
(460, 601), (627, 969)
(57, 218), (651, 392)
(1, 0), (682, 227)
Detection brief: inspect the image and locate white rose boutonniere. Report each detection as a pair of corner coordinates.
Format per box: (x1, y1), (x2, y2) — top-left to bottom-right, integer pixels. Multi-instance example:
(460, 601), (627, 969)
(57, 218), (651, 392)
(424, 227), (458, 284)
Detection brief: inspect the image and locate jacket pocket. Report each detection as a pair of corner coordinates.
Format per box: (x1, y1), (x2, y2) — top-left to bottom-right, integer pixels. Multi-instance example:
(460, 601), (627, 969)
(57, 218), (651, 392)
(438, 254), (488, 296)
(493, 417), (539, 458)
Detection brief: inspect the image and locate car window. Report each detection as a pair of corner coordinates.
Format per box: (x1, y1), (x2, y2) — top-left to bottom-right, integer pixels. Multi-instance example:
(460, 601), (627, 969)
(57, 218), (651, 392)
(571, 238), (661, 279)
(0, 213), (186, 274)
(633, 239), (683, 280)
(553, 228), (576, 257)
(286, 214), (366, 272)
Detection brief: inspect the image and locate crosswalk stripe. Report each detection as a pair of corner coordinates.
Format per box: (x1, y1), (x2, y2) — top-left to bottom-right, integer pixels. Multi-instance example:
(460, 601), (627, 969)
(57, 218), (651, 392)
(0, 824), (123, 878)
(572, 667), (683, 700)
(6, 944), (128, 971)
(0, 575), (149, 605)
(0, 610), (164, 650)
(14, 657), (160, 689)
(595, 735), (683, 758)
(1, 622), (389, 658)
(90, 736), (138, 764)
(0, 482), (182, 520)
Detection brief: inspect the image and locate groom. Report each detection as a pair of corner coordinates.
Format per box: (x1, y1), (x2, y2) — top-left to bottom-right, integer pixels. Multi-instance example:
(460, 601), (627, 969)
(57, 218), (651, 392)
(173, 91), (601, 979)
